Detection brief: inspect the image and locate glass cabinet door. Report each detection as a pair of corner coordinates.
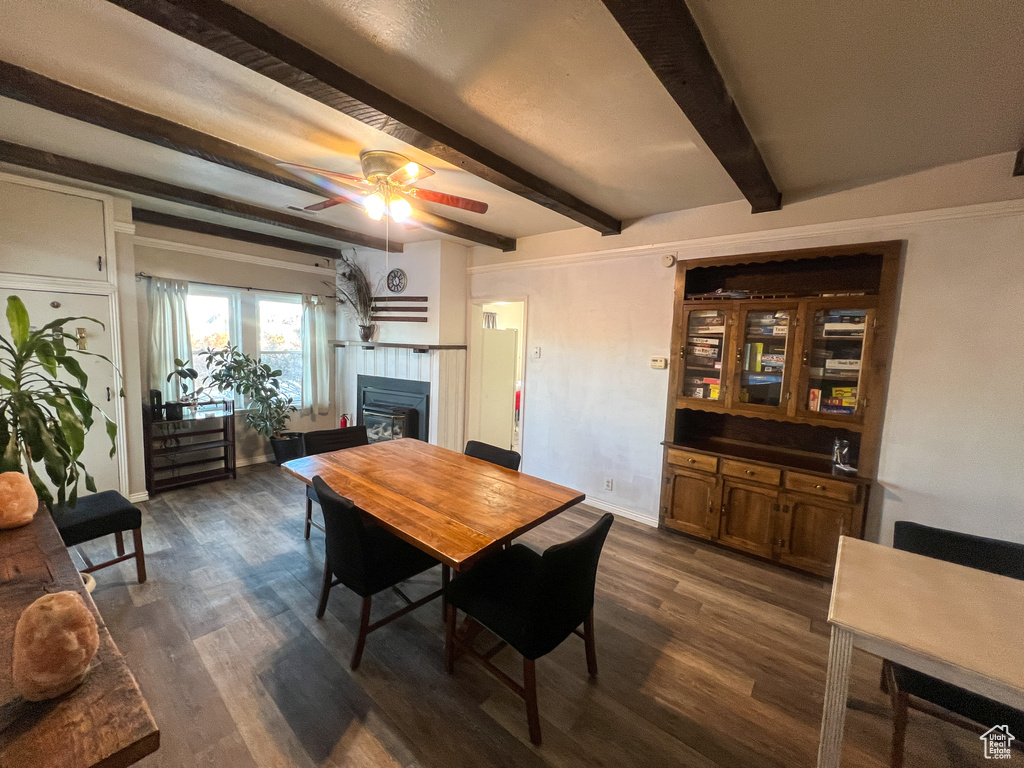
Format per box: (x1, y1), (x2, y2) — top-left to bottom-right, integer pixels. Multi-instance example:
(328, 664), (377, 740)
(804, 308), (869, 417)
(680, 308), (727, 401)
(737, 308), (791, 408)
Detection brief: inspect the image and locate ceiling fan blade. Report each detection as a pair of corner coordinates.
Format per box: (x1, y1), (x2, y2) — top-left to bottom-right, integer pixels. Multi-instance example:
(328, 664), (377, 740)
(278, 161), (371, 187)
(407, 187), (488, 214)
(388, 161), (435, 187)
(302, 197), (349, 212)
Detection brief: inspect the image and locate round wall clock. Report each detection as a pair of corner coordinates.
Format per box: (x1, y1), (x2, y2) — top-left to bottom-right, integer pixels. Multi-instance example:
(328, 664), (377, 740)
(386, 268), (408, 293)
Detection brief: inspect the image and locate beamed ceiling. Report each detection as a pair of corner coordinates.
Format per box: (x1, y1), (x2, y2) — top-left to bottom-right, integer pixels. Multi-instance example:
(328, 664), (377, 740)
(0, 0), (1021, 255)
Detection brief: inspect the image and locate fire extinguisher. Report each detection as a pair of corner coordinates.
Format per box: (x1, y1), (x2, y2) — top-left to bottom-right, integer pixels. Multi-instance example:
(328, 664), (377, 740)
(339, 413), (349, 428)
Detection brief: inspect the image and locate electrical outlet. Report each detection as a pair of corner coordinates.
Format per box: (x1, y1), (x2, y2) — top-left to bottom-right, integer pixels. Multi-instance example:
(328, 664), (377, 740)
(604, 478), (614, 491)
(532, 346), (542, 359)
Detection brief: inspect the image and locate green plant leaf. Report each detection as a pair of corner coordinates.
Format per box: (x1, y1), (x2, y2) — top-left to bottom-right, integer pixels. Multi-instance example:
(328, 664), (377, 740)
(105, 418), (117, 456)
(6, 296), (30, 345)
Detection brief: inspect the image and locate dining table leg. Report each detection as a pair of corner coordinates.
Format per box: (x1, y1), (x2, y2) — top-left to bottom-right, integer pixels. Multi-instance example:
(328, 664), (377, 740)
(816, 625), (854, 768)
(441, 564), (450, 623)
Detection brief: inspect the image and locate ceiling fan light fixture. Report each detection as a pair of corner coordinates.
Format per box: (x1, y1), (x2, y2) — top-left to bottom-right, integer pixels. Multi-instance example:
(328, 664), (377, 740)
(389, 196), (412, 223)
(364, 192), (386, 221)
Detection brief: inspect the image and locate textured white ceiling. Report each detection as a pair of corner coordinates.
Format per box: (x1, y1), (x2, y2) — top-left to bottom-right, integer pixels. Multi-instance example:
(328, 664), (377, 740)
(0, 0), (1021, 251)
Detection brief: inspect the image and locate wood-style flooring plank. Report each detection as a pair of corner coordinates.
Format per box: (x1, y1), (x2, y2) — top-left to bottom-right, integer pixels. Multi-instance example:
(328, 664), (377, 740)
(75, 464), (985, 768)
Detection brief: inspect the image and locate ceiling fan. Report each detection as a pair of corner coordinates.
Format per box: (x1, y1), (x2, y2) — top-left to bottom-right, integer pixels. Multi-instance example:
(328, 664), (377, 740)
(280, 150), (489, 224)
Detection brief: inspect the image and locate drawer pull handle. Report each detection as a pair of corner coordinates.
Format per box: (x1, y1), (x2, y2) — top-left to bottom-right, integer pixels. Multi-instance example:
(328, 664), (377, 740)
(814, 484), (826, 490)
(744, 469), (755, 475)
(687, 458), (696, 464)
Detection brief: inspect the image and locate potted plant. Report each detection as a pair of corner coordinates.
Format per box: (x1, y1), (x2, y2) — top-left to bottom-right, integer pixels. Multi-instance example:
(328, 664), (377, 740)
(164, 357), (205, 420)
(200, 346), (300, 464)
(0, 295), (118, 509)
(335, 251), (376, 342)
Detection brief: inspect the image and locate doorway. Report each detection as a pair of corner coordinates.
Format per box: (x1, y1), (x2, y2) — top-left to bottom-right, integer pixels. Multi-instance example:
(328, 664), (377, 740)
(466, 299), (526, 456)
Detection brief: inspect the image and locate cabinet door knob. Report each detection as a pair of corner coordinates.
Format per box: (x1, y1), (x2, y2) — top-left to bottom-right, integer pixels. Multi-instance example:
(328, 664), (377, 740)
(744, 469), (755, 475)
(814, 484), (826, 490)
(687, 458), (696, 464)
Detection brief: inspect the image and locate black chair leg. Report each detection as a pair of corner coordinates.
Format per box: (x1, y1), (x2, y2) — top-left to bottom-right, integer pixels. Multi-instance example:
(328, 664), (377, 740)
(315, 559), (332, 619)
(132, 527), (147, 584)
(351, 595), (372, 670)
(304, 498), (313, 540)
(115, 530), (125, 556)
(523, 657), (542, 745)
(583, 609), (598, 677)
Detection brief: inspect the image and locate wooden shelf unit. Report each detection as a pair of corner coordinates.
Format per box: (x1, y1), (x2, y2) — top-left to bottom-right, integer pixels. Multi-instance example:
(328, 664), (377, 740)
(660, 241), (903, 577)
(143, 400), (237, 495)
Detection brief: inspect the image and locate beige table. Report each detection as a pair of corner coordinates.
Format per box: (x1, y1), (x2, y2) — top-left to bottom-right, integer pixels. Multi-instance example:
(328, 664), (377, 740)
(817, 535), (1024, 767)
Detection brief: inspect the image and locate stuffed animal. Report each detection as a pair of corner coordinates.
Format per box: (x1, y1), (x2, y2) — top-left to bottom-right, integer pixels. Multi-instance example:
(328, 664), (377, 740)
(12, 591), (99, 701)
(0, 471), (37, 529)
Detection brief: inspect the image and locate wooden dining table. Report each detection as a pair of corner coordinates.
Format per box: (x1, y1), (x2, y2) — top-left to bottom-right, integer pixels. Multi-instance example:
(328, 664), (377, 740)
(281, 438), (586, 571)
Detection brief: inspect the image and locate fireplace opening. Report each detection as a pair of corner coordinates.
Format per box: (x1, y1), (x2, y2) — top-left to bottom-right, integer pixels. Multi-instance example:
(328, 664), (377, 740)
(357, 375), (430, 442)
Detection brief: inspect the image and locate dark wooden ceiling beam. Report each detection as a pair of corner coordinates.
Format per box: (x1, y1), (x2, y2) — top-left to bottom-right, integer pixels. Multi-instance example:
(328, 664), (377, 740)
(0, 140), (401, 252)
(600, 0), (782, 214)
(132, 209), (342, 262)
(0, 60), (511, 250)
(103, 0), (622, 236)
(1014, 149), (1023, 177)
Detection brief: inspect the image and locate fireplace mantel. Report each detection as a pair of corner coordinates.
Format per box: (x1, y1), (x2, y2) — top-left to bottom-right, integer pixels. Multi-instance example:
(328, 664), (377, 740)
(332, 341), (467, 352)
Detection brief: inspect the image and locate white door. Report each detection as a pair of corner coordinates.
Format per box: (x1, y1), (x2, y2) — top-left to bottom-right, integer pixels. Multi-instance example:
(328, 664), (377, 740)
(5, 288), (121, 494)
(467, 325), (518, 450)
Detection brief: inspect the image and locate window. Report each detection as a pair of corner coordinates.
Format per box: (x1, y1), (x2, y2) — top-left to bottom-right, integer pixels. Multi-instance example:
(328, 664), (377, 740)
(258, 296), (303, 402)
(186, 290), (235, 389)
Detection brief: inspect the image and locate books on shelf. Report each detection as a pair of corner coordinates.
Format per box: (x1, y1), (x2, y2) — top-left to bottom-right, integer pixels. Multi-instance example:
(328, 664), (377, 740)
(744, 342), (763, 371)
(820, 405), (856, 415)
(689, 336), (721, 346)
(747, 325), (789, 336)
(822, 321), (865, 337)
(808, 389), (821, 411)
(693, 325), (725, 335)
(831, 386), (857, 398)
(825, 358), (861, 371)
(825, 397), (858, 407)
(743, 373), (782, 385)
(690, 309), (722, 318)
(688, 344), (719, 358)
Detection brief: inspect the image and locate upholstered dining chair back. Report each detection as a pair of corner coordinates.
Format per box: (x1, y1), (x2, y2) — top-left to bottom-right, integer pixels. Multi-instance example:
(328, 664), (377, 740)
(464, 440), (521, 471)
(892, 521), (1024, 579)
(312, 476), (370, 593)
(304, 425), (369, 456)
(532, 512), (614, 654)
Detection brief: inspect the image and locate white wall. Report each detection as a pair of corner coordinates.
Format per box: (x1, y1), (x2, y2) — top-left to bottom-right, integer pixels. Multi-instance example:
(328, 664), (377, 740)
(348, 240), (468, 345)
(470, 153), (1024, 544)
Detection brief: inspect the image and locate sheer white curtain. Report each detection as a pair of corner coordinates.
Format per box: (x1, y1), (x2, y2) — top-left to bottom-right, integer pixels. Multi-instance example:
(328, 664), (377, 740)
(301, 294), (330, 416)
(147, 278), (192, 402)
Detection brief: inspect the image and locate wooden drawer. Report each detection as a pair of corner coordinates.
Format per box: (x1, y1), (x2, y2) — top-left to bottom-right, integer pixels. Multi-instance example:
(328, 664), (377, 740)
(721, 459), (781, 486)
(784, 472), (858, 503)
(666, 448), (718, 474)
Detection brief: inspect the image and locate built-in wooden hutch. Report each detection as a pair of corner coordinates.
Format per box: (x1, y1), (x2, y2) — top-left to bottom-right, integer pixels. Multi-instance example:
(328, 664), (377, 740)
(660, 240), (903, 576)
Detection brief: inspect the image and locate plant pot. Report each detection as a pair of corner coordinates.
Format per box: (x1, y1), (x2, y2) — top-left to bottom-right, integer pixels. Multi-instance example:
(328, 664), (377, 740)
(358, 324), (376, 342)
(270, 432), (305, 465)
(164, 402), (184, 421)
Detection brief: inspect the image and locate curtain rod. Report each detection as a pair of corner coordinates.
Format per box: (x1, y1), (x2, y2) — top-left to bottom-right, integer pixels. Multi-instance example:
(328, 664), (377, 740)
(135, 272), (337, 301)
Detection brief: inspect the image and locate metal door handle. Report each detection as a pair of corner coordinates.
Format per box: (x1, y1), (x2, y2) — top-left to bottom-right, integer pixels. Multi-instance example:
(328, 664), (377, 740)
(107, 387), (111, 402)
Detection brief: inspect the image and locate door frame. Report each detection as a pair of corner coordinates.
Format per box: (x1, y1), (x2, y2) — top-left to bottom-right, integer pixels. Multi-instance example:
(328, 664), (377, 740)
(465, 296), (529, 465)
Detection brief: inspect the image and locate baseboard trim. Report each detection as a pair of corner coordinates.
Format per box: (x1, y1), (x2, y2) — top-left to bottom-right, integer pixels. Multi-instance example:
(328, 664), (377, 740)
(583, 498), (658, 528)
(128, 491), (149, 503)
(236, 453), (274, 468)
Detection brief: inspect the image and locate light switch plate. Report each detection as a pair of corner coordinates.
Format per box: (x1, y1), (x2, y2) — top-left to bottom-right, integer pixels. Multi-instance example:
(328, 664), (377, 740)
(650, 356), (668, 369)
(532, 346), (542, 359)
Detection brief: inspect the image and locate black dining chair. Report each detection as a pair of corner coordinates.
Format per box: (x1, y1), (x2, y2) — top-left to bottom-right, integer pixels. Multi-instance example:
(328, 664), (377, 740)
(464, 440), (521, 471)
(312, 476), (442, 669)
(302, 425), (369, 539)
(882, 521), (1024, 768)
(444, 512), (614, 745)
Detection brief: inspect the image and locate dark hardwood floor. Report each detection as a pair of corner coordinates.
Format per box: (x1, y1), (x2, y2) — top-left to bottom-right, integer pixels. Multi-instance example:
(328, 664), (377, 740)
(77, 465), (984, 767)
